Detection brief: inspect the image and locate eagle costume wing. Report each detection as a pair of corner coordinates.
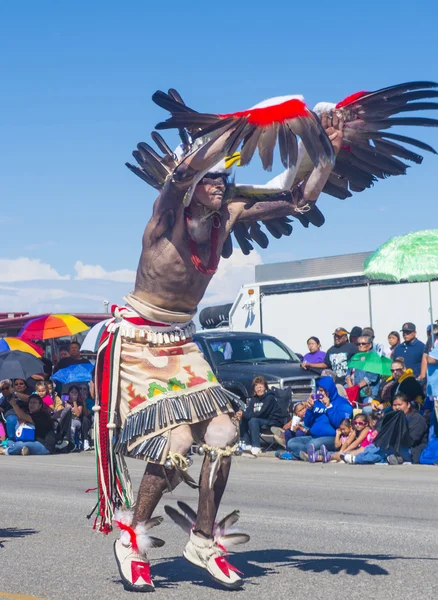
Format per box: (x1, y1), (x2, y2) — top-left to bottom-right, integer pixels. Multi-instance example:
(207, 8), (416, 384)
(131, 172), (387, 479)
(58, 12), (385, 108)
(127, 83), (438, 258)
(154, 92), (335, 172)
(316, 81), (438, 199)
(126, 90), (306, 258)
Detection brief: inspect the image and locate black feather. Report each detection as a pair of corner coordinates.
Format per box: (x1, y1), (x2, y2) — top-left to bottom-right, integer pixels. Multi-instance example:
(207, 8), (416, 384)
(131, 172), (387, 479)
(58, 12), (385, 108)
(263, 220), (282, 239)
(386, 102), (438, 115)
(155, 113), (220, 130)
(221, 234), (233, 258)
(167, 88), (189, 108)
(349, 146), (409, 175)
(373, 117), (438, 128)
(176, 501), (198, 523)
(164, 505), (193, 534)
(377, 131), (437, 154)
(125, 162), (161, 189)
(137, 141), (164, 163)
(322, 180), (352, 199)
(249, 222), (269, 248)
(152, 90), (194, 114)
(226, 119), (250, 156)
(257, 124), (279, 171)
(239, 127), (262, 166)
(373, 139), (423, 164)
(190, 117), (237, 140)
(151, 132), (176, 159)
(351, 81), (438, 106)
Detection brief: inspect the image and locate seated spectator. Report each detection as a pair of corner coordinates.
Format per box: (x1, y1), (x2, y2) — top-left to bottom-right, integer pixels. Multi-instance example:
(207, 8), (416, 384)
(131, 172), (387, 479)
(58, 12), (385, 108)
(0, 379), (19, 439)
(79, 383), (93, 451)
(345, 335), (381, 410)
(392, 322), (425, 378)
(387, 331), (400, 359)
(13, 378), (31, 402)
(390, 358), (424, 406)
(0, 393), (55, 456)
(362, 327), (385, 357)
(276, 376), (353, 460)
(349, 326), (362, 347)
(45, 380), (64, 412)
(237, 376), (283, 456)
(322, 328), (358, 385)
(66, 385), (83, 451)
(45, 381), (71, 451)
(321, 369), (348, 399)
(271, 402), (308, 448)
(34, 381), (53, 409)
(318, 413), (370, 462)
(301, 337), (326, 371)
(65, 385), (92, 451)
(329, 418), (353, 460)
(343, 393), (428, 464)
(55, 341), (91, 372)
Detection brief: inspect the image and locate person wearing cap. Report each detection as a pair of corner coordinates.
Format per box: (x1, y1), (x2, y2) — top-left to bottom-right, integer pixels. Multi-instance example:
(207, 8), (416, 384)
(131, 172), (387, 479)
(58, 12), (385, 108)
(362, 327), (386, 357)
(345, 335), (381, 407)
(392, 323), (425, 378)
(322, 328), (358, 385)
(349, 326), (362, 347)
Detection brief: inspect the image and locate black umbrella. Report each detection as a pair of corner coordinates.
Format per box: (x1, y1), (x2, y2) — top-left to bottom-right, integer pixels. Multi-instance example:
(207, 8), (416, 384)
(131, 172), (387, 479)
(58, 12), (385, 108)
(0, 350), (44, 381)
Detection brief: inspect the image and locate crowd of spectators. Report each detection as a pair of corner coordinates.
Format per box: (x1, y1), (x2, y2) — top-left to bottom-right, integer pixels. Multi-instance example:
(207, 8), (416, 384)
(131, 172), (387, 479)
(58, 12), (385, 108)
(238, 321), (438, 465)
(0, 342), (95, 456)
(2, 320), (438, 466)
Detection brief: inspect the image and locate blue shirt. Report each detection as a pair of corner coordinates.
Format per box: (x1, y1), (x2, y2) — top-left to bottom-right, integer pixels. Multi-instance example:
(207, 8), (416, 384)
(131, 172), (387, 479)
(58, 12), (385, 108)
(393, 338), (425, 377)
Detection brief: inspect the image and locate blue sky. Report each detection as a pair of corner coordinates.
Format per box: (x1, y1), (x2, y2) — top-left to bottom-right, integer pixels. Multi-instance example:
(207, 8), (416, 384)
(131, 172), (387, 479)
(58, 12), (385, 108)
(1, 0), (437, 315)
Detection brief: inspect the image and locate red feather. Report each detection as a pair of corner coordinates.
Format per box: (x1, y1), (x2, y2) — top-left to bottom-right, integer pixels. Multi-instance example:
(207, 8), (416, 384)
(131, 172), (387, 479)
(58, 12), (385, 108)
(336, 91), (368, 108)
(220, 98), (309, 126)
(114, 520), (139, 553)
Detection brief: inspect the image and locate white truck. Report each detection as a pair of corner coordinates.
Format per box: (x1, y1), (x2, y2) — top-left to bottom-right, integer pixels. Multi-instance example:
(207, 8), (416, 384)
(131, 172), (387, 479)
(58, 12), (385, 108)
(229, 251), (438, 355)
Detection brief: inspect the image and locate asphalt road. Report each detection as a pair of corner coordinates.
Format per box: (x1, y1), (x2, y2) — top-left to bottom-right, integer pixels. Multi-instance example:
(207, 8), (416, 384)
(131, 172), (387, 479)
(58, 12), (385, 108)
(1, 452), (437, 600)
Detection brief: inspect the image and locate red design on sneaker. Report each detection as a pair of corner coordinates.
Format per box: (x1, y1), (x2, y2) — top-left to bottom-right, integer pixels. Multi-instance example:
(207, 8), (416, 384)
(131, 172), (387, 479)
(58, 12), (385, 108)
(131, 561), (152, 585)
(215, 556), (243, 577)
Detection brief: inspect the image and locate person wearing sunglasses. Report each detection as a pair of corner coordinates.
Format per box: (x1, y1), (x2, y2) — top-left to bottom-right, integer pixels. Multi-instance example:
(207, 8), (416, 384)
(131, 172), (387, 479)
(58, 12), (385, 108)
(345, 336), (381, 411)
(389, 358), (424, 407)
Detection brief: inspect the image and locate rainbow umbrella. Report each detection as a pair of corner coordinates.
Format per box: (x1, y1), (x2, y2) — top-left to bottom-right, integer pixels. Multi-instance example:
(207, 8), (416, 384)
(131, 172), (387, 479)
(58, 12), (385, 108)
(0, 338), (43, 358)
(19, 314), (89, 341)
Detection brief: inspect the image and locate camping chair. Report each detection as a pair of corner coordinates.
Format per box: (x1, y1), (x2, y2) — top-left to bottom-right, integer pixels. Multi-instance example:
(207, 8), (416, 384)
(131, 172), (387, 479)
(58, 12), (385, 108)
(260, 386), (293, 451)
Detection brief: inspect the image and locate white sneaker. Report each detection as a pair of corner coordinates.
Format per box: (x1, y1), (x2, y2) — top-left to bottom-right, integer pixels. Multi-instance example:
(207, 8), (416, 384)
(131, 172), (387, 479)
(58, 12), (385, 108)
(239, 442), (252, 452)
(250, 447), (261, 456)
(83, 440), (90, 451)
(113, 538), (154, 592)
(342, 453), (356, 464)
(184, 530), (243, 589)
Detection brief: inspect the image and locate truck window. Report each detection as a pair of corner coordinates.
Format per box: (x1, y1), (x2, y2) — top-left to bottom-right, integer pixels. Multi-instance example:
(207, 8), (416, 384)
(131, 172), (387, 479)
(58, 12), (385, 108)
(208, 337), (298, 363)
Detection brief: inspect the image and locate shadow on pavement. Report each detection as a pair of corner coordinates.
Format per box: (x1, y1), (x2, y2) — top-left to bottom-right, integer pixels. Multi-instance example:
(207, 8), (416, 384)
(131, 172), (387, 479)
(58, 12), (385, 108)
(132, 548), (438, 589)
(0, 527), (38, 548)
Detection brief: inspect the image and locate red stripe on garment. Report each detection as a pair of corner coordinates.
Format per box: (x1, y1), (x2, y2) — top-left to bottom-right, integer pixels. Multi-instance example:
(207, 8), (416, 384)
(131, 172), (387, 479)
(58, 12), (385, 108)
(336, 91), (368, 108)
(220, 98), (309, 126)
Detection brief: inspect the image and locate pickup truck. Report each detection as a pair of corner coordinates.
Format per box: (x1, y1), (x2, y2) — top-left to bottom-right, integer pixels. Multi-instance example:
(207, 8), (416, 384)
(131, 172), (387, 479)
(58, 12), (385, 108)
(193, 330), (317, 403)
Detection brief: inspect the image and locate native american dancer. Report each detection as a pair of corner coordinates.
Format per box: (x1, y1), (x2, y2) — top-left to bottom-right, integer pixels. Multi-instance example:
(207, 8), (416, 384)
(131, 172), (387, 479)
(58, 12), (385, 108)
(92, 82), (437, 591)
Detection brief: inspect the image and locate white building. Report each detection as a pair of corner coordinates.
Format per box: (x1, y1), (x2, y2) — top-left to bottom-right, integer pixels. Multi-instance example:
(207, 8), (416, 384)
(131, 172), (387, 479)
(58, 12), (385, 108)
(229, 251), (437, 354)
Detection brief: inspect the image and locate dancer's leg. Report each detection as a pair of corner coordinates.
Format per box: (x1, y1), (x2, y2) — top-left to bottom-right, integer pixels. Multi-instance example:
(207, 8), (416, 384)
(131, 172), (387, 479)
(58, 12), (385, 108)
(183, 414), (244, 589)
(132, 424), (194, 527)
(194, 413), (237, 536)
(115, 424), (194, 592)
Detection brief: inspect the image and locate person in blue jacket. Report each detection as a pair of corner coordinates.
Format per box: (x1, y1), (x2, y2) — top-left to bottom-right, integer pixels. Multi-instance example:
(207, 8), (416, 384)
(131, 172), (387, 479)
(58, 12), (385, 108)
(278, 376), (353, 460)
